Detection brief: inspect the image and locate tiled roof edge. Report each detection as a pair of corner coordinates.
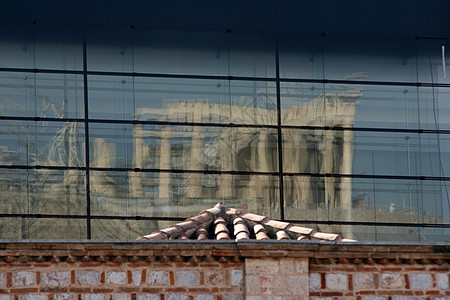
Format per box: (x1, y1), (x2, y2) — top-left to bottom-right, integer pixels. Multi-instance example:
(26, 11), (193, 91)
(137, 203), (357, 242)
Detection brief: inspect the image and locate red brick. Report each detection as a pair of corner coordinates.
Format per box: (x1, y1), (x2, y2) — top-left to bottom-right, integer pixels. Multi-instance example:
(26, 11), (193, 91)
(10, 288), (39, 293)
(6, 244), (35, 250)
(426, 290), (441, 295)
(84, 245), (112, 250)
(93, 288), (114, 293)
(357, 291), (376, 295)
(285, 251), (313, 258)
(39, 287), (69, 293)
(69, 287), (92, 293)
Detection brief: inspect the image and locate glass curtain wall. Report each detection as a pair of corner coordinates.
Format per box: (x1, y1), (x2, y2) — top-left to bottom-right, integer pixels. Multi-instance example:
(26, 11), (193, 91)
(0, 17), (449, 241)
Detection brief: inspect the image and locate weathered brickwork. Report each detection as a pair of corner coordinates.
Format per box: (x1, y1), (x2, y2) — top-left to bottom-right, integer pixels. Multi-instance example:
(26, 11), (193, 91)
(0, 243), (244, 299)
(0, 241), (448, 300)
(309, 259), (449, 299)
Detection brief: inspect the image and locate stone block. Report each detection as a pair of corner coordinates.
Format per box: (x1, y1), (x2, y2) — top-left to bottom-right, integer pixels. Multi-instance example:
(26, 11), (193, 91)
(54, 294), (78, 300)
(260, 276), (274, 295)
(42, 271), (71, 287)
(391, 297), (415, 300)
(114, 294), (131, 300)
(13, 271), (35, 287)
(354, 273), (375, 290)
(224, 295), (243, 300)
(246, 258), (279, 275)
(175, 270), (199, 286)
(436, 273), (449, 290)
(380, 273), (404, 289)
(310, 298), (332, 300)
(246, 275), (260, 295)
(409, 273), (432, 290)
(310, 273), (321, 290)
(325, 274), (348, 291)
(106, 271), (128, 285)
(148, 270), (169, 285)
(77, 271), (100, 285)
(295, 259), (308, 273)
(362, 297), (386, 300)
(279, 259), (295, 274)
(205, 270), (224, 286)
(195, 295), (214, 300)
(0, 296), (12, 300)
(0, 273), (5, 287)
(19, 295), (46, 300)
(231, 269), (243, 287)
(137, 295), (160, 300)
(81, 295), (106, 300)
(273, 274), (309, 296)
(132, 271), (141, 286)
(167, 294), (188, 300)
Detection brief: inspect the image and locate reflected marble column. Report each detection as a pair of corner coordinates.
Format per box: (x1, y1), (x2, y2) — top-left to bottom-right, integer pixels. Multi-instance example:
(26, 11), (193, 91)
(159, 126), (172, 199)
(319, 130), (335, 212)
(340, 129), (354, 238)
(91, 138), (117, 198)
(216, 128), (233, 199)
(187, 104), (204, 198)
(130, 125), (144, 198)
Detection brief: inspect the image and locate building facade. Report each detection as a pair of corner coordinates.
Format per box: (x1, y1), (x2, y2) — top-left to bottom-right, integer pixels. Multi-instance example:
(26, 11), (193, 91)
(0, 0), (449, 241)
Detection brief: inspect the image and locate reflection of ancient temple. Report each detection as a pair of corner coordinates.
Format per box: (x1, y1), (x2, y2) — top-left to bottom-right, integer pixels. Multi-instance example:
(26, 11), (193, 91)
(115, 84), (362, 217)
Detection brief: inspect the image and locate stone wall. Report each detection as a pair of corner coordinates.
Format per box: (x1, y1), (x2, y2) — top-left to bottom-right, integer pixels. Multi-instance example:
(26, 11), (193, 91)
(0, 241), (448, 300)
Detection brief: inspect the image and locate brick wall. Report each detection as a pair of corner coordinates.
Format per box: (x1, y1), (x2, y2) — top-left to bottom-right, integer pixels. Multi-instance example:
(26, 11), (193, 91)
(0, 241), (448, 300)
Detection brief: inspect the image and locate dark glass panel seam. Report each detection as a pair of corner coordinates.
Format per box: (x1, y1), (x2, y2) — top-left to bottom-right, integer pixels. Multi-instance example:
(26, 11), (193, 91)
(1, 116), (449, 135)
(275, 0), (284, 220)
(1, 165), (450, 181)
(2, 67), (450, 88)
(0, 213), (448, 228)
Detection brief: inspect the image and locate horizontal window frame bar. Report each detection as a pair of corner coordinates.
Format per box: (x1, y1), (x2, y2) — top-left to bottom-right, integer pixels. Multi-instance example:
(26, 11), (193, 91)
(2, 67), (450, 88)
(1, 116), (449, 135)
(1, 19), (449, 40)
(1, 164), (449, 181)
(0, 213), (448, 228)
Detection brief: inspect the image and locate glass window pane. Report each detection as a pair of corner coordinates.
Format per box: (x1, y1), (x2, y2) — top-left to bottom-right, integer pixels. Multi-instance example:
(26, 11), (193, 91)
(279, 34), (324, 80)
(0, 72), (84, 119)
(319, 224), (428, 242)
(419, 87), (450, 130)
(88, 76), (277, 125)
(87, 27), (135, 73)
(91, 219), (172, 240)
(282, 128), (351, 175)
(283, 128), (446, 178)
(0, 23), (83, 70)
(228, 31), (276, 78)
(326, 84), (419, 129)
(0, 168), (86, 215)
(90, 171), (280, 220)
(417, 39), (450, 85)
(281, 82), (359, 127)
(324, 36), (417, 83)
(0, 120), (85, 167)
(284, 176), (447, 227)
(90, 124), (278, 173)
(0, 217), (86, 239)
(133, 29), (228, 75)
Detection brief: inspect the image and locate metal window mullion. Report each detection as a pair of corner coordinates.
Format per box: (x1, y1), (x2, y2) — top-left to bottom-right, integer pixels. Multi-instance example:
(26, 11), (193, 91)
(82, 19), (91, 239)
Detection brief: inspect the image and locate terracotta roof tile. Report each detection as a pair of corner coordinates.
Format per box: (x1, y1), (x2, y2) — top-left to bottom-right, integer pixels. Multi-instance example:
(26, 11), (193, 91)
(136, 203), (357, 242)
